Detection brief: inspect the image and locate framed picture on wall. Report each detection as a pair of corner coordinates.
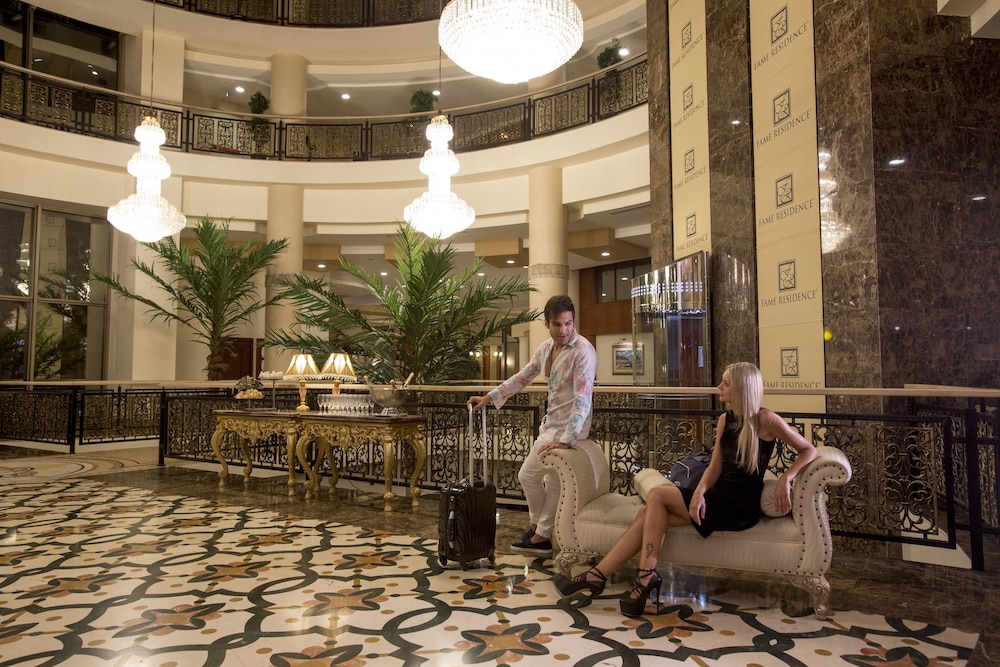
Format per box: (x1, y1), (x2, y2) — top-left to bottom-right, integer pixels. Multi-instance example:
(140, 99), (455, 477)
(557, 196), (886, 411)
(612, 342), (643, 375)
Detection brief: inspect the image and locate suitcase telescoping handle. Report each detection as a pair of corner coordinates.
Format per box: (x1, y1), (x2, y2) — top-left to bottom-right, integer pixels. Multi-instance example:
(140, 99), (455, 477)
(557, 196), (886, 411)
(467, 402), (489, 483)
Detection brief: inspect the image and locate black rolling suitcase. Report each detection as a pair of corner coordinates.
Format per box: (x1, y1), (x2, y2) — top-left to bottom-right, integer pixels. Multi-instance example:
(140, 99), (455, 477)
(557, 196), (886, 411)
(438, 405), (496, 569)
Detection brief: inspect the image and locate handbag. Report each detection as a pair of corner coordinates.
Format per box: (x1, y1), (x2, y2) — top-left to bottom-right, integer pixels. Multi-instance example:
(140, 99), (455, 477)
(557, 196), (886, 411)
(666, 447), (712, 489)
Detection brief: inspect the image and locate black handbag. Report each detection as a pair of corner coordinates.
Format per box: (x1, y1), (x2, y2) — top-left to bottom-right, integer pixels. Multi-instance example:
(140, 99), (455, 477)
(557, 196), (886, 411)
(666, 447), (712, 489)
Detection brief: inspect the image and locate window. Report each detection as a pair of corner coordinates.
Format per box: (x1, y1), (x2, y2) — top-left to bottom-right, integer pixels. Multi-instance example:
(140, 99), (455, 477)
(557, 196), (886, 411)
(0, 0), (24, 66)
(596, 258), (652, 303)
(0, 199), (109, 380)
(31, 8), (118, 89)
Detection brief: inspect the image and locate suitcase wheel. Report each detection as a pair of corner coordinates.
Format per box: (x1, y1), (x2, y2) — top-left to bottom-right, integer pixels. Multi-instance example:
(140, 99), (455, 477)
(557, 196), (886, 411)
(439, 555), (447, 566)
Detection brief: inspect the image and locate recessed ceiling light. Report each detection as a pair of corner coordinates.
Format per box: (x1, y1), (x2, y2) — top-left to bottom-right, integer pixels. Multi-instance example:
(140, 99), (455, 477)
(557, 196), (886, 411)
(505, 259), (515, 264)
(477, 272), (485, 277)
(234, 86), (245, 93)
(380, 271), (388, 276)
(317, 263), (326, 269)
(621, 276), (628, 281)
(341, 93), (351, 100)
(601, 251), (611, 257)
(618, 46), (629, 57)
(432, 90), (441, 97)
(888, 158), (905, 166)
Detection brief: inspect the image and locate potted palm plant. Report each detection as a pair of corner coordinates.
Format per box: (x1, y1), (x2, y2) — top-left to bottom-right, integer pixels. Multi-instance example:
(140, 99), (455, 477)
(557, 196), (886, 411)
(92, 216), (289, 380)
(268, 224), (538, 385)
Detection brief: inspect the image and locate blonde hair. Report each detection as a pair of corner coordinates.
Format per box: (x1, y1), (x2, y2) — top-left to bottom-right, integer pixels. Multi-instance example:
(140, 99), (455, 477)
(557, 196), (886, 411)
(724, 362), (764, 473)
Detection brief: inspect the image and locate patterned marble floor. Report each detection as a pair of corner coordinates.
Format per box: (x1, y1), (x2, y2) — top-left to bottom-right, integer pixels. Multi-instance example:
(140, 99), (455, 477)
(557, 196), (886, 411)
(0, 448), (991, 666)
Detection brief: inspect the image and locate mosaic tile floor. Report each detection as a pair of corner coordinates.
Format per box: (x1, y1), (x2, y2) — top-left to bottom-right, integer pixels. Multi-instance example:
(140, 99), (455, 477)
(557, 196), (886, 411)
(0, 450), (984, 667)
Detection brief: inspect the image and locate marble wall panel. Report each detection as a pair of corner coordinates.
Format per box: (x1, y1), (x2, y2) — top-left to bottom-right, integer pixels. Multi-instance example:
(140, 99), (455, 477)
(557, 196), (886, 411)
(873, 175), (961, 245)
(813, 0), (870, 79)
(957, 42), (1000, 132)
(878, 240), (965, 311)
(647, 0), (672, 270)
(868, 0), (970, 57)
(821, 242), (882, 390)
(706, 0), (756, 371)
(879, 306), (976, 387)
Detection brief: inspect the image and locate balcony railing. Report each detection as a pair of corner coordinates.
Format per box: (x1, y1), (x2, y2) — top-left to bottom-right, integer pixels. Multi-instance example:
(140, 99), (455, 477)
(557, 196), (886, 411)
(0, 56), (648, 161)
(154, 0), (444, 27)
(0, 381), (997, 571)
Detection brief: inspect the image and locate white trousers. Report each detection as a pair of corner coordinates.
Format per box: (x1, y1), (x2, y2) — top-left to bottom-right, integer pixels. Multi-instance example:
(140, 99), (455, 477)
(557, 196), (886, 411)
(517, 428), (563, 540)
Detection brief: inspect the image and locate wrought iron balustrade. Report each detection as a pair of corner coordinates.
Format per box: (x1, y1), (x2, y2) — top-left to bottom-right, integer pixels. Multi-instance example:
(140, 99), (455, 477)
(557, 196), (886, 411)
(0, 56), (647, 162)
(1, 384), (995, 571)
(149, 0), (443, 26)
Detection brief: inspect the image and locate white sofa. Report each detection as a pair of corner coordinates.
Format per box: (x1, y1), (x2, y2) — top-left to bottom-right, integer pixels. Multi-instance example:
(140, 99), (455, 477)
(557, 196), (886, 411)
(540, 441), (852, 619)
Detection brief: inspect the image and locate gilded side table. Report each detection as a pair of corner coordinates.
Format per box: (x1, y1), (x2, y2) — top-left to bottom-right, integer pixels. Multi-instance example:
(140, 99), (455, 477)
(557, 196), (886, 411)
(210, 410), (300, 495)
(295, 413), (427, 510)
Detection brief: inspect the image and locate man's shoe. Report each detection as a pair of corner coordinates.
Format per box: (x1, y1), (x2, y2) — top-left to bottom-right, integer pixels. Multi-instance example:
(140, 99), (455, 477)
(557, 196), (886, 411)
(511, 536), (553, 556)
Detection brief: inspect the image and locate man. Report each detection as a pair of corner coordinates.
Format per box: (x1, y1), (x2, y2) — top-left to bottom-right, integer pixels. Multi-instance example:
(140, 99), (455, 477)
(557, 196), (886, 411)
(469, 295), (597, 556)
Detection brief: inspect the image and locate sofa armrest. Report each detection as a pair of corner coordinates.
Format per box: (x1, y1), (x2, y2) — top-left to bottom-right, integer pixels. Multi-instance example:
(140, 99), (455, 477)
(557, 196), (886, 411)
(788, 445), (853, 574)
(540, 440), (610, 550)
(790, 445), (852, 521)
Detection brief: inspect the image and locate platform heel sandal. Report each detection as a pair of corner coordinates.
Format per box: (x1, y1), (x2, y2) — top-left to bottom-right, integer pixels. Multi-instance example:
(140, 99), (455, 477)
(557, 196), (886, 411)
(619, 568), (662, 616)
(553, 567), (607, 607)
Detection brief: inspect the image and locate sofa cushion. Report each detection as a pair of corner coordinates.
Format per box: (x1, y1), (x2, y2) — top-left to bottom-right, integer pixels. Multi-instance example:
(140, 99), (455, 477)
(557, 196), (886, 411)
(634, 467), (672, 501)
(760, 472), (790, 517)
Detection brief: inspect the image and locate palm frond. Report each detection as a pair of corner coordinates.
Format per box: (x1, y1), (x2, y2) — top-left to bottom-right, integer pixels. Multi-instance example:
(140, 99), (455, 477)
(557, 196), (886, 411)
(267, 224), (537, 385)
(91, 216), (289, 380)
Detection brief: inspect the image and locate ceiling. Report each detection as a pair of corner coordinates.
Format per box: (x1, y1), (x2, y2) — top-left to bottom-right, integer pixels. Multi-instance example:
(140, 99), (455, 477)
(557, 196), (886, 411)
(936, 0), (1000, 38)
(171, 0), (652, 299)
(85, 0), (655, 299)
(42, 0), (995, 302)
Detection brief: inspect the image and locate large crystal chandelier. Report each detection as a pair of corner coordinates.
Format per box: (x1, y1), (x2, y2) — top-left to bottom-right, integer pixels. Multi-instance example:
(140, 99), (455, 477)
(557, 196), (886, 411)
(438, 0), (584, 85)
(403, 114), (475, 239)
(107, 115), (186, 243)
(107, 0), (186, 243)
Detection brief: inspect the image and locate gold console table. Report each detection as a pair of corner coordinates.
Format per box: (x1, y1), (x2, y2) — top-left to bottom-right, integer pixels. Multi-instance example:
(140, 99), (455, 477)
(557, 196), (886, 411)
(295, 412), (426, 510)
(211, 410), (300, 495)
(210, 410), (426, 510)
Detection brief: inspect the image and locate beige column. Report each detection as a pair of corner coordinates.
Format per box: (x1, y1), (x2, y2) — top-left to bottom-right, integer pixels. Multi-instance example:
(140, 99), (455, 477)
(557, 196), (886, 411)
(527, 166), (568, 353)
(110, 30), (187, 381)
(269, 52), (308, 115)
(264, 53), (308, 374)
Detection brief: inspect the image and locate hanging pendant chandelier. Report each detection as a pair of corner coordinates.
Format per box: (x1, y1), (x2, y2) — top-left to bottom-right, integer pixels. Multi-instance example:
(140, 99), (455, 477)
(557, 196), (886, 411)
(438, 0), (584, 85)
(107, 115), (186, 243)
(404, 114), (475, 239)
(107, 0), (186, 243)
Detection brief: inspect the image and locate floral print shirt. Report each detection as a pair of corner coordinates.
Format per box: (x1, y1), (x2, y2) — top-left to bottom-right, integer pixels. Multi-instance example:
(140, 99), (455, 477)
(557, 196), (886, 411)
(487, 330), (597, 446)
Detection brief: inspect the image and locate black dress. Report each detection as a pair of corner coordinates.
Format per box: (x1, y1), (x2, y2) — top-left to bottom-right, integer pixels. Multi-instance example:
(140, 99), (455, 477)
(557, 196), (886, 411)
(679, 410), (776, 538)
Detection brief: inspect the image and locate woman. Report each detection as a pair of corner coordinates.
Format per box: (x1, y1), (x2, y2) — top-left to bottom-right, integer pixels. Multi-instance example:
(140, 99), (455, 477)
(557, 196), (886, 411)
(553, 362), (817, 616)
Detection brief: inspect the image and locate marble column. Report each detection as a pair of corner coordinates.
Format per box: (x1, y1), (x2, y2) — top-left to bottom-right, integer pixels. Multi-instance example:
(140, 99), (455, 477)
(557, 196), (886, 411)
(527, 166), (568, 352)
(814, 0), (1000, 396)
(646, 0), (1000, 395)
(264, 53), (307, 375)
(646, 0), (757, 375)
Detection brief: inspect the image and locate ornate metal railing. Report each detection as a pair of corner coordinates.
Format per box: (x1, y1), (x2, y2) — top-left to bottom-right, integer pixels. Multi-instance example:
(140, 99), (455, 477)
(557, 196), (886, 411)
(1, 383), (996, 571)
(160, 0), (443, 27)
(0, 57), (648, 161)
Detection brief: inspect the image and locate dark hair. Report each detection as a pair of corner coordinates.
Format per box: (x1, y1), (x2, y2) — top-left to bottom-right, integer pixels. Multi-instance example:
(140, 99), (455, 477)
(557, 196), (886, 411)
(543, 295), (575, 323)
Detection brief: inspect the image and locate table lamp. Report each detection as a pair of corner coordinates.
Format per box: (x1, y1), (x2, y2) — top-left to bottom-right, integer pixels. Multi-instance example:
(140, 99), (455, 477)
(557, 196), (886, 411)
(283, 353), (319, 411)
(320, 352), (356, 395)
